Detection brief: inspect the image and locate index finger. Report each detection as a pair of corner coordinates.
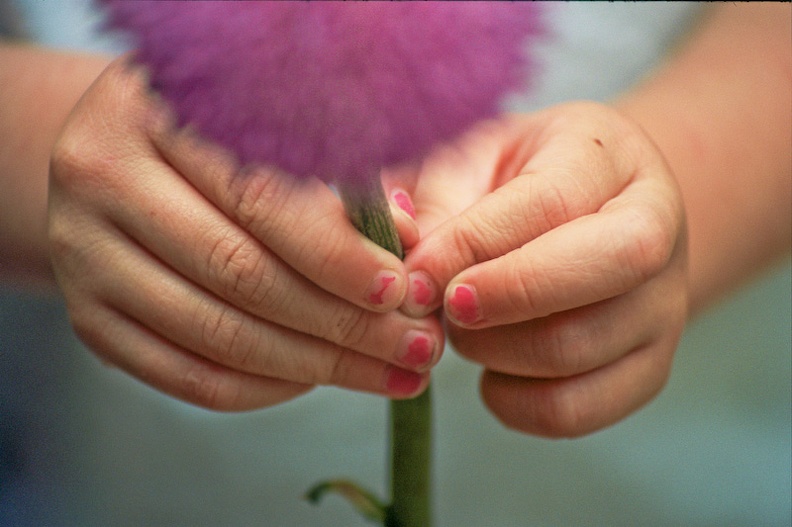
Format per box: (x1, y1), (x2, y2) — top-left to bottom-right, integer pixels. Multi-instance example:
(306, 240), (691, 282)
(147, 103), (409, 313)
(402, 103), (642, 316)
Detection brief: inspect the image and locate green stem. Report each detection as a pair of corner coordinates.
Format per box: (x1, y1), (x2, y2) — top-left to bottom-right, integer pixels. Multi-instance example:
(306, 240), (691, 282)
(385, 387), (432, 527)
(336, 174), (433, 527)
(336, 175), (403, 260)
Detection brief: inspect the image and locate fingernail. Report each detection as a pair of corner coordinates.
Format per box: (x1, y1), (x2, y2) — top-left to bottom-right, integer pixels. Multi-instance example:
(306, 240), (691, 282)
(446, 284), (481, 326)
(384, 367), (424, 397)
(398, 330), (436, 371)
(391, 189), (416, 219)
(365, 270), (403, 309)
(402, 271), (437, 316)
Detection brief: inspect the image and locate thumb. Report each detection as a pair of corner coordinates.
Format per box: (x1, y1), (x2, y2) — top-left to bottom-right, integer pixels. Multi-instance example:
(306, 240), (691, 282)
(391, 119), (509, 236)
(395, 119), (522, 316)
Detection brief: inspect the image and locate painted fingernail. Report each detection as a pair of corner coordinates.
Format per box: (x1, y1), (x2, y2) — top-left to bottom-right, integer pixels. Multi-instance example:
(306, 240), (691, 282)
(402, 271), (437, 316)
(446, 284), (481, 326)
(384, 367), (424, 397)
(391, 189), (416, 219)
(366, 270), (403, 308)
(398, 330), (436, 371)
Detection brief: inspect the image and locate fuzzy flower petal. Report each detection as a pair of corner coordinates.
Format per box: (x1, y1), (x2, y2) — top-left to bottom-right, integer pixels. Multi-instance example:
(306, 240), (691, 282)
(101, 1), (544, 183)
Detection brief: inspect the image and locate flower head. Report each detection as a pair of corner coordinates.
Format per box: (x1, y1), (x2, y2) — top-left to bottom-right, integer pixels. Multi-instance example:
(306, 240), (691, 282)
(101, 1), (543, 184)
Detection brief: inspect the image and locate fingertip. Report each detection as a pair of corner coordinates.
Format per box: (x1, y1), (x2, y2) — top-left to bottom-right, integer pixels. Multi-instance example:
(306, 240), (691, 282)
(444, 283), (482, 327)
(388, 188), (420, 250)
(397, 329), (442, 373)
(390, 188), (416, 219)
(384, 367), (431, 399)
(400, 270), (441, 317)
(364, 269), (408, 311)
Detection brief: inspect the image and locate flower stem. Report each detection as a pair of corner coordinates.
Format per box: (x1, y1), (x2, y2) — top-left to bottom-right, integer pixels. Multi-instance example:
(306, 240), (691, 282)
(336, 175), (403, 260)
(336, 174), (432, 527)
(385, 387), (432, 527)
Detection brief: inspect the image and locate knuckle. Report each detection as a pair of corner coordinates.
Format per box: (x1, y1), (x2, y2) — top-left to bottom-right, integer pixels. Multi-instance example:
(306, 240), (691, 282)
(50, 128), (100, 190)
(528, 179), (576, 232)
(450, 216), (494, 265)
(47, 212), (77, 262)
(322, 307), (371, 350)
(622, 207), (676, 284)
(317, 349), (356, 387)
(48, 211), (104, 267)
(197, 302), (258, 369)
(297, 219), (348, 283)
(50, 89), (137, 192)
(483, 374), (591, 439)
(50, 133), (82, 181)
(511, 260), (548, 317)
(231, 171), (291, 234)
(207, 230), (287, 313)
(536, 396), (588, 439)
(179, 365), (229, 410)
(531, 316), (587, 377)
(523, 385), (588, 439)
(272, 341), (349, 388)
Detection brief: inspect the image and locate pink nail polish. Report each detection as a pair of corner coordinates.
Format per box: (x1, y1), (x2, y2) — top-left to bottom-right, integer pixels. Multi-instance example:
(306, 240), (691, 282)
(391, 189), (416, 219)
(401, 272), (438, 317)
(385, 367), (424, 397)
(411, 275), (433, 306)
(366, 271), (400, 307)
(399, 331), (435, 370)
(447, 284), (480, 325)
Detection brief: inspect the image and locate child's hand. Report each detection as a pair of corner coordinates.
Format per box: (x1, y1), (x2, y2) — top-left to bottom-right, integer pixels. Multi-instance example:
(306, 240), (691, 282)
(401, 102), (689, 437)
(48, 59), (443, 410)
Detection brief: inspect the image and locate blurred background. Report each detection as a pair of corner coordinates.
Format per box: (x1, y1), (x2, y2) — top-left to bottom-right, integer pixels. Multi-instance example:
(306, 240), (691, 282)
(2, 1), (790, 526)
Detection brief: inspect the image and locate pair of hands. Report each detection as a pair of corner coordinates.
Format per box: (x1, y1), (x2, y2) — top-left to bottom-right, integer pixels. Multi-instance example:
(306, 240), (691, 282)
(49, 59), (688, 438)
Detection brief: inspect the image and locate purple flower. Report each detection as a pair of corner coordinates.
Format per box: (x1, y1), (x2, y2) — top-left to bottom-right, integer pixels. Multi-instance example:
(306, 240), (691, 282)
(101, 1), (543, 184)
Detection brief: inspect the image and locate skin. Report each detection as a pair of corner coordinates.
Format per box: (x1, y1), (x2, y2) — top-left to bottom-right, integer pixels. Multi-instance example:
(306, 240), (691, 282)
(395, 104), (689, 438)
(1, 4), (789, 433)
(398, 3), (791, 437)
(1, 44), (437, 406)
(46, 59), (442, 408)
(0, 46), (109, 289)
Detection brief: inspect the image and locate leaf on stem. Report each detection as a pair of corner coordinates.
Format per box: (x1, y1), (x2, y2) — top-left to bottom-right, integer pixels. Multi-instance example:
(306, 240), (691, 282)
(306, 479), (388, 524)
